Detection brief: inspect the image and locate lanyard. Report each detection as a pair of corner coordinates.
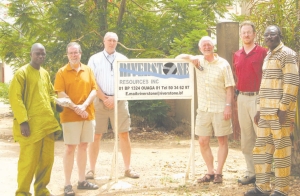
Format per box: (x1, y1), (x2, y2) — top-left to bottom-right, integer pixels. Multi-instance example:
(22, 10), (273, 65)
(103, 52), (115, 71)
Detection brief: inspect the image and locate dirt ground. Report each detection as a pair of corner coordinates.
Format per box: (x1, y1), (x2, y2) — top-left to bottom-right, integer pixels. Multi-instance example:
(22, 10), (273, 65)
(1, 105), (300, 196)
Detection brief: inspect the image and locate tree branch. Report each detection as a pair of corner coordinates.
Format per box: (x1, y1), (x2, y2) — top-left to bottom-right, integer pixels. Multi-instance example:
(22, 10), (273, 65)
(0, 17), (24, 36)
(73, 30), (145, 51)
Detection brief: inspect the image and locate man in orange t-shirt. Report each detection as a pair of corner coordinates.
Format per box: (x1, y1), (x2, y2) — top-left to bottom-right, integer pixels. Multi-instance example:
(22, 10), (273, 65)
(54, 42), (98, 196)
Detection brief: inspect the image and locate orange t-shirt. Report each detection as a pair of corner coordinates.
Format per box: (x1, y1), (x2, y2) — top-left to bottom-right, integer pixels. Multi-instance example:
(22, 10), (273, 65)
(54, 63), (97, 123)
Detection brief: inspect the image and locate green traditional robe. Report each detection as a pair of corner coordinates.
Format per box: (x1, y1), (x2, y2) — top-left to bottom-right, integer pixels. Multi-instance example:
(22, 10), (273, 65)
(9, 64), (60, 145)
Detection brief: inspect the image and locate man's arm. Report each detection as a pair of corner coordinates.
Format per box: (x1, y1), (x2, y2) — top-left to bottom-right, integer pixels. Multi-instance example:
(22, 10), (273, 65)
(278, 52), (299, 124)
(9, 69), (31, 137)
(224, 86), (233, 120)
(175, 54), (203, 69)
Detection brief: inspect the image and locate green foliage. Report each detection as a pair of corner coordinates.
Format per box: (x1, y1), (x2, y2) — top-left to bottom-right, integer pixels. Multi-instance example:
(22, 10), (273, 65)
(0, 0), (233, 79)
(129, 100), (170, 127)
(0, 0), (233, 127)
(232, 0), (299, 52)
(0, 82), (9, 103)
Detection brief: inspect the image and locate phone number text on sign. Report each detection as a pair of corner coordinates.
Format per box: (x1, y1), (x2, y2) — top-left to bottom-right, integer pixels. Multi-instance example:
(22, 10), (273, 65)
(115, 59), (194, 100)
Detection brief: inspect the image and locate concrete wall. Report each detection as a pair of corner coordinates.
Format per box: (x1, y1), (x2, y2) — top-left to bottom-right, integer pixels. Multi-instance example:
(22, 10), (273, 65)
(0, 62), (14, 83)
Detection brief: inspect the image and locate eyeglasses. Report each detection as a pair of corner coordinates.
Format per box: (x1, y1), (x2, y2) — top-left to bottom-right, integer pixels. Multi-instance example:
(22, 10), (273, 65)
(67, 52), (80, 55)
(263, 33), (278, 38)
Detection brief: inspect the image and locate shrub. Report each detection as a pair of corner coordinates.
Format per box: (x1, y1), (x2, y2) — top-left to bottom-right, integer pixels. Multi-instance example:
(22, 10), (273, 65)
(0, 82), (9, 103)
(129, 100), (170, 127)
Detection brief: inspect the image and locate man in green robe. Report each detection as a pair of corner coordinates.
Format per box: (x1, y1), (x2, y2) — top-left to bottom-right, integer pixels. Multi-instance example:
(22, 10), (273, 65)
(9, 43), (61, 196)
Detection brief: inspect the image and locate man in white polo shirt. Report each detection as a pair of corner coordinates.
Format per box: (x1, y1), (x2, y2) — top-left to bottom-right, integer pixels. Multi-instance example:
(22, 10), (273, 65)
(86, 32), (139, 179)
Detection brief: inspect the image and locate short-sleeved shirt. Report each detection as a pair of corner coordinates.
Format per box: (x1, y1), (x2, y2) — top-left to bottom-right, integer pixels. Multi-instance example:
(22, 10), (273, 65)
(88, 50), (127, 95)
(234, 45), (267, 92)
(54, 63), (97, 123)
(196, 54), (235, 113)
(257, 42), (299, 115)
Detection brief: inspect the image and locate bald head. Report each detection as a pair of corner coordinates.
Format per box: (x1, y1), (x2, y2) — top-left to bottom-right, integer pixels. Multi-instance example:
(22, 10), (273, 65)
(31, 43), (45, 52)
(30, 43), (46, 69)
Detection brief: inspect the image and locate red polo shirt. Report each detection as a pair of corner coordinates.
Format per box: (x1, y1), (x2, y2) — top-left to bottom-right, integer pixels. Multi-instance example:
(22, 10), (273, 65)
(233, 45), (267, 92)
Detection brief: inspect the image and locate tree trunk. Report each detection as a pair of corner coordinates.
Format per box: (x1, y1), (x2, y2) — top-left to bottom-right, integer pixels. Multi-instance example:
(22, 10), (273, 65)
(117, 0), (126, 42)
(95, 0), (108, 33)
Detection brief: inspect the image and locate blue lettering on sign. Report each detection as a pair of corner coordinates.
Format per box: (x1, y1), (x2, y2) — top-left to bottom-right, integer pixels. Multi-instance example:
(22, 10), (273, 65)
(119, 62), (189, 79)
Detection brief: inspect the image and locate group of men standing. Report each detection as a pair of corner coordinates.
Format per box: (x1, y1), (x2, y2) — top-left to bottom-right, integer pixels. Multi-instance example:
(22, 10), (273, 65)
(8, 21), (299, 196)
(176, 22), (299, 196)
(9, 32), (139, 196)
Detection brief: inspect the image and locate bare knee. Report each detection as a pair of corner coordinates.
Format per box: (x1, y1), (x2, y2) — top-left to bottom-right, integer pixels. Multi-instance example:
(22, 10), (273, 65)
(78, 143), (88, 151)
(119, 132), (130, 142)
(94, 134), (103, 142)
(217, 136), (228, 147)
(198, 136), (210, 148)
(65, 145), (76, 155)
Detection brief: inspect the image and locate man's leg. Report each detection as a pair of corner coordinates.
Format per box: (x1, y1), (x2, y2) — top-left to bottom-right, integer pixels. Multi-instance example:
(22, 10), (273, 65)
(237, 95), (257, 179)
(16, 140), (43, 196)
(215, 135), (228, 175)
(87, 134), (103, 174)
(198, 136), (214, 174)
(77, 142), (88, 182)
(271, 116), (292, 195)
(253, 118), (273, 193)
(119, 132), (131, 170)
(34, 133), (55, 196)
(64, 144), (76, 186)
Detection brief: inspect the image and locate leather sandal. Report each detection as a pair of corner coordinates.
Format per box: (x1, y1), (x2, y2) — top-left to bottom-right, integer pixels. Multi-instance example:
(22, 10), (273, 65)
(197, 174), (214, 183)
(85, 170), (95, 180)
(213, 174), (223, 184)
(124, 169), (140, 178)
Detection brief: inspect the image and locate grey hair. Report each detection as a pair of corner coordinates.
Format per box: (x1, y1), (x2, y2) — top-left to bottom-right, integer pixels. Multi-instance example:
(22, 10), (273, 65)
(198, 36), (214, 47)
(66, 42), (82, 53)
(104, 32), (118, 41)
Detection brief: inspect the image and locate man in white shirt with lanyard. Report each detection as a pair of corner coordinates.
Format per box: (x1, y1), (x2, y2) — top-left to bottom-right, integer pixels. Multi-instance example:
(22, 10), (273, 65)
(86, 32), (139, 179)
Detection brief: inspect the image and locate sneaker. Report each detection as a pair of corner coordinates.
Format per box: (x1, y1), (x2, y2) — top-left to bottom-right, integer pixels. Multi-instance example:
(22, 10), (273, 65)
(77, 180), (99, 190)
(238, 175), (256, 185)
(64, 185), (75, 196)
(244, 187), (271, 196)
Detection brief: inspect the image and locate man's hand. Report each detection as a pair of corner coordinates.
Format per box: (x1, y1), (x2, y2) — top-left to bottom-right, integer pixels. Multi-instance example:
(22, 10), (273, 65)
(278, 109), (287, 125)
(20, 121), (30, 137)
(223, 105), (232, 120)
(103, 96), (114, 110)
(254, 111), (260, 125)
(73, 105), (89, 119)
(190, 56), (199, 66)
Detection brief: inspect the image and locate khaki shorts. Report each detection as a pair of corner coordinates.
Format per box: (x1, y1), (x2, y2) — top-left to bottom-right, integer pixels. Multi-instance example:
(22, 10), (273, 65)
(94, 98), (131, 134)
(195, 110), (232, 137)
(62, 120), (95, 145)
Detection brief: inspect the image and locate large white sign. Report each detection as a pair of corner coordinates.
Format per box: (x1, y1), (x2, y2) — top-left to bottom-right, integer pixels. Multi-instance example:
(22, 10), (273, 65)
(114, 59), (194, 100)
(112, 59), (195, 182)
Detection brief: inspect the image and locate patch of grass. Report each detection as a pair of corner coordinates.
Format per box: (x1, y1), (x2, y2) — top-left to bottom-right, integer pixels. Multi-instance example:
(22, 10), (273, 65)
(160, 176), (179, 185)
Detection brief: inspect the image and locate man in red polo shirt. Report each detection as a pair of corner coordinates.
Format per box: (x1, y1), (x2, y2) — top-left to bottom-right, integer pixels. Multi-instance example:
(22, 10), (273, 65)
(233, 21), (267, 185)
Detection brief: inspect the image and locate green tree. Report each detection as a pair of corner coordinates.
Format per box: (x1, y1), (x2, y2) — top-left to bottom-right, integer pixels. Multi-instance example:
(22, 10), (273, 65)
(0, 0), (233, 126)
